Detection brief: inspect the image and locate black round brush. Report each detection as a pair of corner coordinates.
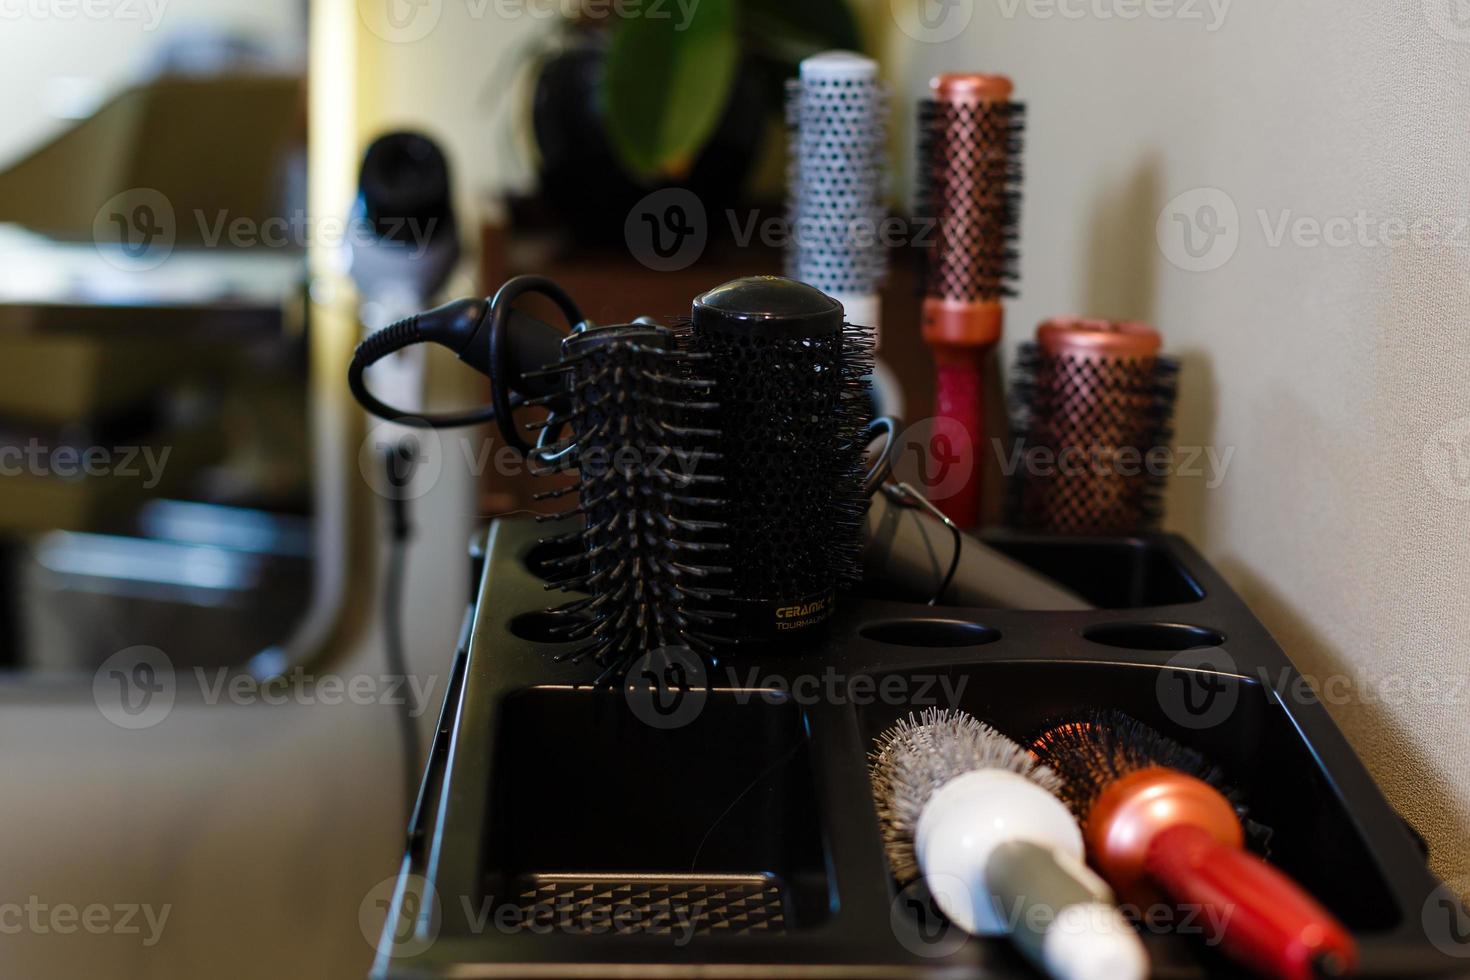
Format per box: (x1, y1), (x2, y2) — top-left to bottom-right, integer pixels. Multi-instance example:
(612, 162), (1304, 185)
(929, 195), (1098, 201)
(532, 324), (731, 680)
(686, 276), (874, 644)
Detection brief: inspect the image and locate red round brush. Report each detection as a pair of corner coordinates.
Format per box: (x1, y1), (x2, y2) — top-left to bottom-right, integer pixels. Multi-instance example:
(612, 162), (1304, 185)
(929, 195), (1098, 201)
(917, 73), (1024, 529)
(1032, 712), (1357, 980)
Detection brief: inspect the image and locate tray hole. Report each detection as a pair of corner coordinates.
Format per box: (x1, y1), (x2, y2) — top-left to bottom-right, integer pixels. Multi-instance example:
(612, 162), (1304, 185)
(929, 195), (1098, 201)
(524, 536), (586, 582)
(860, 619), (1000, 648)
(1083, 622), (1225, 651)
(508, 610), (587, 644)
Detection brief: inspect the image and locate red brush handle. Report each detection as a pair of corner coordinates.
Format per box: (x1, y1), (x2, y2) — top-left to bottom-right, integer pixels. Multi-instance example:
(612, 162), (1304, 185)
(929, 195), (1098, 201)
(933, 357), (984, 529)
(1146, 824), (1357, 979)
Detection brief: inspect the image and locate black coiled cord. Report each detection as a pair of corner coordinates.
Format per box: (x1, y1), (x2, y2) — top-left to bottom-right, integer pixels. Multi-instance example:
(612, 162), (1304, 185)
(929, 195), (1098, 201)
(346, 276), (584, 447)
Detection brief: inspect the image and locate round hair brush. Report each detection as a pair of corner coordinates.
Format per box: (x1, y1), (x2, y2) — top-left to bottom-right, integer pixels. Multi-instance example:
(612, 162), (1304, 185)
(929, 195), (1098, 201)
(532, 324), (731, 681)
(786, 50), (889, 337)
(1008, 317), (1179, 534)
(1031, 711), (1357, 980)
(871, 708), (1148, 980)
(917, 73), (1025, 529)
(687, 276), (873, 644)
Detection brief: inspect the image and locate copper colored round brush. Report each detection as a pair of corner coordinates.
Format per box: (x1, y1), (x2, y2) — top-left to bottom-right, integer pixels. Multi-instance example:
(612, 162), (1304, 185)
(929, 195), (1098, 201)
(1032, 711), (1357, 980)
(1009, 317), (1178, 535)
(917, 73), (1024, 530)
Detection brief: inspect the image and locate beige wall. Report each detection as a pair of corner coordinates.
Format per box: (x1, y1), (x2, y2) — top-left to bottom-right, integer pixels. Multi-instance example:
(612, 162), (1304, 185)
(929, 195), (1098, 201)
(883, 0), (1470, 880)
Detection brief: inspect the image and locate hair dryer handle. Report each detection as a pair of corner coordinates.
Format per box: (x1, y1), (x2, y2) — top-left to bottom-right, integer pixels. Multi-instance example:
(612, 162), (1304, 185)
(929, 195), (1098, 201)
(1146, 824), (1357, 980)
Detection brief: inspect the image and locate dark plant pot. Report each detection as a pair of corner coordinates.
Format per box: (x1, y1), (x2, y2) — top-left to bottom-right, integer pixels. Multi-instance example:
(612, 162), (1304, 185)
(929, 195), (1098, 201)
(532, 33), (768, 245)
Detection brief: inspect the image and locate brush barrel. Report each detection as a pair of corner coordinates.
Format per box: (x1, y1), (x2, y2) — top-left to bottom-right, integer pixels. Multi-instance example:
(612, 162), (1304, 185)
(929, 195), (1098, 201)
(1011, 317), (1177, 534)
(689, 276), (870, 645)
(786, 51), (887, 346)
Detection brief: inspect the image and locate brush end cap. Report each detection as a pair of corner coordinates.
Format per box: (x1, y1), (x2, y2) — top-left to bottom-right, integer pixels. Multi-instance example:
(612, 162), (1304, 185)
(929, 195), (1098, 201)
(931, 72), (1014, 103)
(1037, 317), (1161, 359)
(1041, 903), (1150, 980)
(801, 50), (878, 82)
(693, 276), (844, 337)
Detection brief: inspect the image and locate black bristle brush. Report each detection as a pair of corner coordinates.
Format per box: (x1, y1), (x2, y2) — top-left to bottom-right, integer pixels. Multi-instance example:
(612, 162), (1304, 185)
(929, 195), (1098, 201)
(684, 276), (874, 644)
(1031, 709), (1240, 822)
(531, 323), (732, 681)
(1031, 711), (1357, 980)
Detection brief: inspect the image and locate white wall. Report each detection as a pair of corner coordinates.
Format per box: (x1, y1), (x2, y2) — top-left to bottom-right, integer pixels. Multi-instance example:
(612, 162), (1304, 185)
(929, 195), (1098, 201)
(882, 0), (1470, 881)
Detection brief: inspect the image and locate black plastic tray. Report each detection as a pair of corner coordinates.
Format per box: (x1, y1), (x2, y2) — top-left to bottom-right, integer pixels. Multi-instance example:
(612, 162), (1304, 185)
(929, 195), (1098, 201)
(371, 517), (1468, 979)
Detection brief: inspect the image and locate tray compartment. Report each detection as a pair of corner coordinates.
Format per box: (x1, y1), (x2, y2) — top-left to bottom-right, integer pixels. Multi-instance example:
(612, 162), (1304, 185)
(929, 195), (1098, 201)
(855, 660), (1400, 933)
(984, 535), (1206, 608)
(480, 686), (836, 934)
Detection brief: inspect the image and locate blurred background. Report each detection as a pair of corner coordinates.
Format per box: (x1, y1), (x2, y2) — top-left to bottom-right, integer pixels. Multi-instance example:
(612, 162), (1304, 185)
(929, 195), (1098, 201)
(0, 0), (1465, 977)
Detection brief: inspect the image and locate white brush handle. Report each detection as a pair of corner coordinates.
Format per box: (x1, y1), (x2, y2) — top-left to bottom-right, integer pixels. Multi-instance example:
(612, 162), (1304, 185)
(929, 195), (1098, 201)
(916, 770), (1147, 980)
(988, 840), (1149, 980)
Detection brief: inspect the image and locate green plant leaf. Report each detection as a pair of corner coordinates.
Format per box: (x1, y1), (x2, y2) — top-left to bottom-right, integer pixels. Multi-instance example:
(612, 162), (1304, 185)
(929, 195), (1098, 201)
(604, 0), (740, 178)
(742, 0), (861, 55)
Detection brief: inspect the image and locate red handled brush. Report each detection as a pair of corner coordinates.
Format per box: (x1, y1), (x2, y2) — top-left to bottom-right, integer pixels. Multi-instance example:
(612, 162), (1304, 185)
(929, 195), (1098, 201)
(917, 73), (1024, 529)
(1032, 712), (1357, 980)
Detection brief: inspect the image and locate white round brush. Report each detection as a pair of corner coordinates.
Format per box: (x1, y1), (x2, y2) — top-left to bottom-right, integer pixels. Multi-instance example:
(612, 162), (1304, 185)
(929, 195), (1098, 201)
(786, 52), (901, 416)
(870, 708), (1148, 980)
(786, 51), (888, 334)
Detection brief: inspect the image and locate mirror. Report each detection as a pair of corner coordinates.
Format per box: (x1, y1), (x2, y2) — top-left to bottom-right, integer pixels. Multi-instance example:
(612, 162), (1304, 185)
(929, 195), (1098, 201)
(0, 2), (314, 675)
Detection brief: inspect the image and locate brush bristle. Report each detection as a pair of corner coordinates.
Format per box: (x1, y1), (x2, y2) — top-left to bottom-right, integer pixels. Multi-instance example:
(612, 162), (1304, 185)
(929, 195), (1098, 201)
(916, 97), (1025, 303)
(533, 326), (731, 681)
(869, 707), (1061, 882)
(832, 319), (877, 585)
(1029, 711), (1233, 822)
(688, 305), (874, 618)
